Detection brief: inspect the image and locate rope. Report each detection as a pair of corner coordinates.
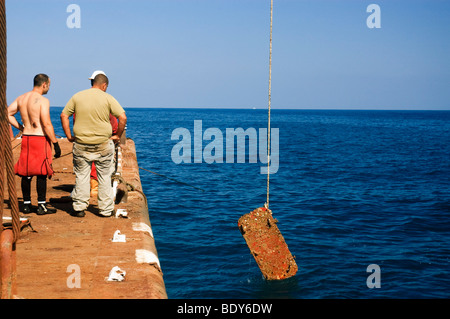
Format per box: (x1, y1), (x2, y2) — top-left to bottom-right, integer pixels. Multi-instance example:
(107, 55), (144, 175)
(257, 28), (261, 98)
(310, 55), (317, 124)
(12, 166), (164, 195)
(0, 0), (5, 234)
(0, 0), (21, 243)
(265, 0), (273, 209)
(0, 116), (4, 234)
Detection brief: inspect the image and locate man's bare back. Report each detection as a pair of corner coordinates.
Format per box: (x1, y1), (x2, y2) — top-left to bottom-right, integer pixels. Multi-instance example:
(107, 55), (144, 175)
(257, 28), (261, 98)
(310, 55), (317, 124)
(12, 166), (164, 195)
(8, 78), (58, 144)
(14, 91), (48, 135)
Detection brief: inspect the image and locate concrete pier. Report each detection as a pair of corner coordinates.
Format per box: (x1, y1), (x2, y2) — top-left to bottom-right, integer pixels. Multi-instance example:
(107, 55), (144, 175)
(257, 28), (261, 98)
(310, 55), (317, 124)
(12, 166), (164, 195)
(2, 138), (167, 299)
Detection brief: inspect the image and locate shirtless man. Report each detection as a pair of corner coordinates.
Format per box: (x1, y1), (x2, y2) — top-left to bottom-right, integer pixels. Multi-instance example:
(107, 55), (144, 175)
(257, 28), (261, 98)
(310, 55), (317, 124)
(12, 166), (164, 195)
(8, 74), (61, 215)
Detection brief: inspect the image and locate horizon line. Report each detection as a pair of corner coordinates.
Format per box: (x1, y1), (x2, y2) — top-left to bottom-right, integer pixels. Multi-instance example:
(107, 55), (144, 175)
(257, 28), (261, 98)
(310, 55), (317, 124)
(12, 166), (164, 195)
(50, 106), (450, 111)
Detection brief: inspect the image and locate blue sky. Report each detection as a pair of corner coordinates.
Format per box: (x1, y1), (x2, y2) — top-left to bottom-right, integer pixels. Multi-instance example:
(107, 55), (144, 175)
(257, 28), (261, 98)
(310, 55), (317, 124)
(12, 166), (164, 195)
(5, 0), (450, 110)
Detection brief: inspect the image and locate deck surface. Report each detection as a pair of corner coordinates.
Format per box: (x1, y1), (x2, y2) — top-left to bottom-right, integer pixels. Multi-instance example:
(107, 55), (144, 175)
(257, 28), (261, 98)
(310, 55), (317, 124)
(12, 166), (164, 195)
(3, 138), (166, 299)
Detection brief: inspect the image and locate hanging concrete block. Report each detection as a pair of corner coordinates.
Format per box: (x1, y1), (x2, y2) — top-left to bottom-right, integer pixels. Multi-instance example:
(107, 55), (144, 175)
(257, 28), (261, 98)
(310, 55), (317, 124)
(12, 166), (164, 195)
(238, 207), (298, 280)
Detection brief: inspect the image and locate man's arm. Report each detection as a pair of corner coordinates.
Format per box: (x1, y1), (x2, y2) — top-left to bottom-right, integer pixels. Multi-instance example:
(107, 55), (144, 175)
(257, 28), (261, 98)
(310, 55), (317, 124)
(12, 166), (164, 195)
(7, 99), (24, 131)
(111, 112), (127, 142)
(39, 98), (58, 144)
(60, 112), (75, 142)
(40, 98), (61, 158)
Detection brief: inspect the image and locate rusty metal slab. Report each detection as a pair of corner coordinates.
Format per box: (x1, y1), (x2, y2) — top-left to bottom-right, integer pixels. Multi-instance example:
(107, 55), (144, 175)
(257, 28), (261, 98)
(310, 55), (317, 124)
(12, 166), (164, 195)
(238, 207), (298, 280)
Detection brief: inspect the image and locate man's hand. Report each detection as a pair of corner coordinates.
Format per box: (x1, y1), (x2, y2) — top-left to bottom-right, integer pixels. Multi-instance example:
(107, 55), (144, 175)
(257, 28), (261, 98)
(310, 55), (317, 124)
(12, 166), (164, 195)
(110, 134), (120, 144)
(67, 136), (76, 143)
(53, 142), (61, 158)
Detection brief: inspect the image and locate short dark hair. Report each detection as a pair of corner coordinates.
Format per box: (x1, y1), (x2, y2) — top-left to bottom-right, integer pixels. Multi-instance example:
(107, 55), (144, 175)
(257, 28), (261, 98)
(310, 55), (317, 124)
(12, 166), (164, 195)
(92, 74), (109, 86)
(33, 73), (49, 87)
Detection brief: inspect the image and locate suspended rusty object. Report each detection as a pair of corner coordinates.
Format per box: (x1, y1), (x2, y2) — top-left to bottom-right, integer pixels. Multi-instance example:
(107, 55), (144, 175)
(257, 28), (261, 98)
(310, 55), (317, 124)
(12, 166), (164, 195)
(238, 207), (298, 280)
(238, 0), (299, 282)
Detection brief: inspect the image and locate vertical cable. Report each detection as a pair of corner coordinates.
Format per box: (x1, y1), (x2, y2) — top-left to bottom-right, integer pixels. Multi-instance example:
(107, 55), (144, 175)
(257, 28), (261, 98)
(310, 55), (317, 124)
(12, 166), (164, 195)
(266, 0), (273, 208)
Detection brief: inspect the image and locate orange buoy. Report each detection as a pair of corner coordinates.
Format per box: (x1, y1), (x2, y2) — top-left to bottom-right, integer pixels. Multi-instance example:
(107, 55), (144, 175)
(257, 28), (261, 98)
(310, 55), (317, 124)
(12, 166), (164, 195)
(238, 207), (298, 280)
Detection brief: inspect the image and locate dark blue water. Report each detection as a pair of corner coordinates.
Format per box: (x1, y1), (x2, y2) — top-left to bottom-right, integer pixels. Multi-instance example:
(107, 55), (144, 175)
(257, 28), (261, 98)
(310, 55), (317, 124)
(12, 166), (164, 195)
(50, 108), (450, 299)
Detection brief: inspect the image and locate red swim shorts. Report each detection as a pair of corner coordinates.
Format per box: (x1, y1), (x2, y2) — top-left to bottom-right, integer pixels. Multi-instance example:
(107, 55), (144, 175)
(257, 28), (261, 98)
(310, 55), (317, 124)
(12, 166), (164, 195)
(14, 135), (54, 178)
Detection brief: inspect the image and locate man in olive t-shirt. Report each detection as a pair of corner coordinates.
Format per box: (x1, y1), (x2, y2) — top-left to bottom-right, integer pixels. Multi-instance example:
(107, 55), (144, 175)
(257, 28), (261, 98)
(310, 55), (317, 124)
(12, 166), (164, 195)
(61, 73), (127, 217)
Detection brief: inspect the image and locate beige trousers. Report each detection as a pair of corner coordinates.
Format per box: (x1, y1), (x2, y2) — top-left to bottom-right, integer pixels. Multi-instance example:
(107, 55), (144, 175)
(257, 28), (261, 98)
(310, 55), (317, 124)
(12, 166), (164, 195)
(72, 140), (115, 214)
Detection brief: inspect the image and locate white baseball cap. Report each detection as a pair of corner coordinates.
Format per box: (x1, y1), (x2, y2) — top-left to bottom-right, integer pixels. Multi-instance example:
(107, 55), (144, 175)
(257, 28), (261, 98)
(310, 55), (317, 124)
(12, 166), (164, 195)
(88, 70), (106, 80)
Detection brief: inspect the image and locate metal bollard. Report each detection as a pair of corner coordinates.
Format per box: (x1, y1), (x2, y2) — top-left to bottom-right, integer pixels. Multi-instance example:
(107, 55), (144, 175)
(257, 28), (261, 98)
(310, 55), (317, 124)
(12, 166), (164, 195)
(1, 229), (17, 299)
(120, 126), (127, 145)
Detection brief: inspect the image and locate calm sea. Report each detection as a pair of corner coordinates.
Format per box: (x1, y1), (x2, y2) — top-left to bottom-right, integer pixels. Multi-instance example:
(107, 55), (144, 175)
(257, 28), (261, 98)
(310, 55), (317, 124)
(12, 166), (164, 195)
(50, 108), (450, 299)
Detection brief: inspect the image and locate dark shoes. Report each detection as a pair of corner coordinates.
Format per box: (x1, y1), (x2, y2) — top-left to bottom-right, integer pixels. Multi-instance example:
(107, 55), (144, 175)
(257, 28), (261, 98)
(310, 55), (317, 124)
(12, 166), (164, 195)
(71, 210), (112, 218)
(23, 203), (57, 215)
(71, 210), (86, 218)
(23, 203), (32, 214)
(37, 203), (57, 215)
(99, 211), (113, 218)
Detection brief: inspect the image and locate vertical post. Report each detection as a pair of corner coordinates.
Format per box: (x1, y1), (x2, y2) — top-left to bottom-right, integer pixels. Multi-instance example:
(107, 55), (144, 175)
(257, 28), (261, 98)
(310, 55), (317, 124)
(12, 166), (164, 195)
(120, 125), (127, 145)
(1, 229), (16, 299)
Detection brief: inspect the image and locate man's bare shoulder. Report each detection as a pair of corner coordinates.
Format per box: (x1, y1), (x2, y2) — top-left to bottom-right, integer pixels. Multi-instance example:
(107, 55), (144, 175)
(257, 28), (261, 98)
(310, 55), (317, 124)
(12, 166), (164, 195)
(20, 91), (47, 105)
(16, 90), (32, 101)
(39, 95), (50, 105)
(15, 91), (30, 108)
(31, 91), (48, 103)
